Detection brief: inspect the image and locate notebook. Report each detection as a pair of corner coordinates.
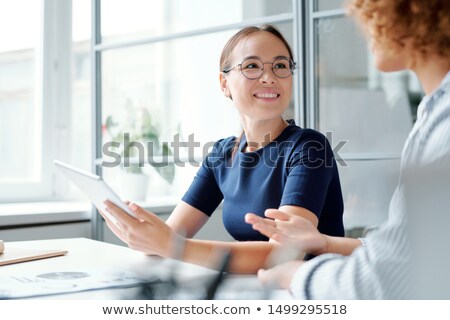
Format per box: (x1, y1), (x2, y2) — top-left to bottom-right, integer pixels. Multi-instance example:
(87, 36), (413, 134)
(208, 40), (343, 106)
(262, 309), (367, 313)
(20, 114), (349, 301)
(0, 242), (67, 267)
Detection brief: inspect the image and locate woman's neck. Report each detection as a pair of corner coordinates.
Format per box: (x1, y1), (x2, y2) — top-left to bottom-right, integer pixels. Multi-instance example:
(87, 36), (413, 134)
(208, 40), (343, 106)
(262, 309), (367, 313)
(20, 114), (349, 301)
(413, 56), (450, 95)
(241, 117), (288, 152)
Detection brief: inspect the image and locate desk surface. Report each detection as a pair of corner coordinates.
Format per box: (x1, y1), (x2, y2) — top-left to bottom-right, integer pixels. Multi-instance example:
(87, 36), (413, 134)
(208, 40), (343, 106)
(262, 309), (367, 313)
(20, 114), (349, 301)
(0, 238), (284, 299)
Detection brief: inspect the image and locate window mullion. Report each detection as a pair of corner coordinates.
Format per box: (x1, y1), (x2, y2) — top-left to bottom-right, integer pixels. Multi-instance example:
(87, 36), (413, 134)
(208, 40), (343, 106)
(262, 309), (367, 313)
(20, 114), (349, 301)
(43, 0), (73, 199)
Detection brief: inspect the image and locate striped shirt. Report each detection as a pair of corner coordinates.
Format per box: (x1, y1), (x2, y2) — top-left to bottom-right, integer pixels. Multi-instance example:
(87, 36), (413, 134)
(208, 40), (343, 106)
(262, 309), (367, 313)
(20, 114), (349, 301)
(290, 71), (450, 299)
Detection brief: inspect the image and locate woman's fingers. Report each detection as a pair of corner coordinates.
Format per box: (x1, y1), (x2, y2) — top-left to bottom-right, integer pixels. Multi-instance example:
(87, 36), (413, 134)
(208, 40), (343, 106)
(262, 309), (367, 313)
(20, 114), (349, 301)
(97, 209), (108, 220)
(246, 212), (294, 244)
(257, 268), (272, 286)
(101, 201), (173, 257)
(264, 209), (291, 221)
(129, 202), (159, 224)
(98, 209), (121, 230)
(251, 221), (278, 239)
(104, 200), (138, 225)
(246, 213), (288, 240)
(257, 261), (304, 290)
(245, 213), (276, 226)
(98, 208), (128, 242)
(271, 232), (287, 243)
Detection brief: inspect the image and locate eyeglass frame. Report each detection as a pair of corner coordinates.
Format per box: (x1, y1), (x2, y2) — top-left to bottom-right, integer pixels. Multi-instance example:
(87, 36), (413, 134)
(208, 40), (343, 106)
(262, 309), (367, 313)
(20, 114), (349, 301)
(222, 56), (297, 80)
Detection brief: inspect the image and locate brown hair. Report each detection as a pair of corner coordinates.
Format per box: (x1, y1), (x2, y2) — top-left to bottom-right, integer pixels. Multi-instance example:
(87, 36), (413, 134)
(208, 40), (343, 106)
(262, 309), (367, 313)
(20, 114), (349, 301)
(220, 25), (294, 161)
(220, 24), (294, 72)
(347, 0), (450, 62)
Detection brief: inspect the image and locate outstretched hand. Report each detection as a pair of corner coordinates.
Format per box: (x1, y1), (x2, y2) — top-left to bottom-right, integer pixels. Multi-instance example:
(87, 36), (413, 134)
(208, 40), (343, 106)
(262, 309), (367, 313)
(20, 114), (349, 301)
(257, 260), (304, 290)
(99, 201), (179, 257)
(245, 209), (329, 256)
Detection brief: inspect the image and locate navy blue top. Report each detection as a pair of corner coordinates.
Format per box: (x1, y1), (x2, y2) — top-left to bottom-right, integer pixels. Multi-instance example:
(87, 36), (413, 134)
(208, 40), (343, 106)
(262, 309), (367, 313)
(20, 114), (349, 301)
(182, 120), (344, 241)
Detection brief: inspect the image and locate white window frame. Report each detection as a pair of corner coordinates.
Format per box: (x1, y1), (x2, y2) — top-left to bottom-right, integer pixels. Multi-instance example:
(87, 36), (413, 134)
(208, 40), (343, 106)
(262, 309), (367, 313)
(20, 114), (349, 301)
(0, 0), (74, 202)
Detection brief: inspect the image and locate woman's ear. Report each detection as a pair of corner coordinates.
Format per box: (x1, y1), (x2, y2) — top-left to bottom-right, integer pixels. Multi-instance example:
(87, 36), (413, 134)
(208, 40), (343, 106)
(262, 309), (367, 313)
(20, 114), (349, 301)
(219, 72), (232, 99)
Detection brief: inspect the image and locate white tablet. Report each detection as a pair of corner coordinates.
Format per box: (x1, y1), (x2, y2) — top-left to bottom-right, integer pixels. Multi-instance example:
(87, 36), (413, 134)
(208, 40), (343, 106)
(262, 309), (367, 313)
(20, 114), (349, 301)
(54, 160), (138, 224)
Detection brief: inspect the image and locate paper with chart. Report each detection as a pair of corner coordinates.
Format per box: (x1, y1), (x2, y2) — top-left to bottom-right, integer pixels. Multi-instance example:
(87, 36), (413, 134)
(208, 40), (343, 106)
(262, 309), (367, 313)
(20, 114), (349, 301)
(0, 268), (146, 299)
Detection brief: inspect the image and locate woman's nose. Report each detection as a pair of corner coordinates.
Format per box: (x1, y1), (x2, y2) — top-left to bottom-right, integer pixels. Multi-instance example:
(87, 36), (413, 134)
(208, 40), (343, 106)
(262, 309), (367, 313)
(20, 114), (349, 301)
(258, 67), (277, 84)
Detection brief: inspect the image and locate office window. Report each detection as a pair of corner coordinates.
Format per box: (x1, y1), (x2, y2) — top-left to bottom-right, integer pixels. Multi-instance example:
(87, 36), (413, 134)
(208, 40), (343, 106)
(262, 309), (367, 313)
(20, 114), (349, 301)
(100, 0), (292, 44)
(0, 0), (47, 201)
(314, 0), (345, 11)
(316, 16), (414, 153)
(0, 0), (91, 202)
(95, 0), (296, 202)
(308, 2), (423, 229)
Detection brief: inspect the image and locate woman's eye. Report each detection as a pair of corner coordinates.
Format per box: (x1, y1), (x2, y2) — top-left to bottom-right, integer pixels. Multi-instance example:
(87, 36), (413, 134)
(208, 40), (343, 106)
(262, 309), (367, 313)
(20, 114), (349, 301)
(274, 63), (288, 69)
(244, 63), (259, 69)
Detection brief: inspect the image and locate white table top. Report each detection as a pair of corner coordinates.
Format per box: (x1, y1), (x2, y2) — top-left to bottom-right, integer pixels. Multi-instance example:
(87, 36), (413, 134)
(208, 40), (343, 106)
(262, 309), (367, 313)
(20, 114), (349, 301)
(0, 238), (287, 299)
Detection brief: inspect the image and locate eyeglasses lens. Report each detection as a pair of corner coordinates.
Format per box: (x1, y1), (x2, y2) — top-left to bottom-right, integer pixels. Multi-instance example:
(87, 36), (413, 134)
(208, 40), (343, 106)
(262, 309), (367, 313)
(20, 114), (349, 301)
(240, 58), (293, 79)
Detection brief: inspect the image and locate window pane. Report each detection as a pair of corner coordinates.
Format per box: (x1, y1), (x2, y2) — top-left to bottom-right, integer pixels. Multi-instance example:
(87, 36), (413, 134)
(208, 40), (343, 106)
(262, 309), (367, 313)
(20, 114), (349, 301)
(100, 0), (292, 44)
(313, 16), (424, 229)
(0, 0), (41, 182)
(101, 31), (241, 200)
(314, 0), (346, 11)
(100, 22), (294, 201)
(315, 16), (419, 153)
(339, 159), (400, 229)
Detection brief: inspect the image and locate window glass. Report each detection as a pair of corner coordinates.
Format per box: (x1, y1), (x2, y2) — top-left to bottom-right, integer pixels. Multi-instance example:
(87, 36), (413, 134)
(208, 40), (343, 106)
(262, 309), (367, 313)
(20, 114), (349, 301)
(100, 0), (292, 44)
(315, 16), (419, 153)
(0, 0), (93, 202)
(338, 159), (400, 229)
(314, 0), (346, 11)
(0, 0), (41, 183)
(314, 15), (423, 229)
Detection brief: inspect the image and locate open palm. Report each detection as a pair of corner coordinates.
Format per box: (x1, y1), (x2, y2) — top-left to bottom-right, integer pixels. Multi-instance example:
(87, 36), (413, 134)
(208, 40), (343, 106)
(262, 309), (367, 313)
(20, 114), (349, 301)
(246, 209), (329, 255)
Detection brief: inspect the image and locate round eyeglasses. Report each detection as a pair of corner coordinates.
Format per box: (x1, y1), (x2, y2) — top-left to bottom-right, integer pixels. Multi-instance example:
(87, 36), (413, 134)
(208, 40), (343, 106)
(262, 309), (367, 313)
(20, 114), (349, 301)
(222, 57), (296, 80)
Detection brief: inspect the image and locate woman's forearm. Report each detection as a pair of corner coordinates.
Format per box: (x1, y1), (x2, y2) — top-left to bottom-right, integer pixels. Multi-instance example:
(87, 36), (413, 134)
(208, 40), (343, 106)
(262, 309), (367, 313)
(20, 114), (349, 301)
(320, 236), (362, 256)
(181, 239), (276, 274)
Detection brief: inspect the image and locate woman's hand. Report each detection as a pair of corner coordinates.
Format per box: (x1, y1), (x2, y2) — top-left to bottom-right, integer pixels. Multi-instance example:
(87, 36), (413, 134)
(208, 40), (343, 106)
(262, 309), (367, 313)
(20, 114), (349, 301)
(100, 201), (178, 257)
(245, 209), (330, 255)
(257, 260), (304, 290)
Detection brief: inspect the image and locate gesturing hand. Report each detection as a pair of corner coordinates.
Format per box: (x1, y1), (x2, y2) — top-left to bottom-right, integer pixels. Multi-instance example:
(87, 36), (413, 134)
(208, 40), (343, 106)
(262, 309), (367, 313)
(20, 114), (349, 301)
(245, 209), (329, 256)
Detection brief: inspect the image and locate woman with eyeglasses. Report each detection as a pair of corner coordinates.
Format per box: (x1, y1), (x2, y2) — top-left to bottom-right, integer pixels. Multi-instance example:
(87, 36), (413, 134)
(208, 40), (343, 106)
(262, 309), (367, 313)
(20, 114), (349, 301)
(101, 25), (344, 274)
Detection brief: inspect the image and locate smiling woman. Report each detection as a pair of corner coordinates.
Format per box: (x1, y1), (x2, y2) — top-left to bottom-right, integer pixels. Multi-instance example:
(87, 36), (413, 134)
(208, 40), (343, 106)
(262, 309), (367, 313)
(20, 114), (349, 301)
(97, 1), (295, 205)
(219, 26), (294, 153)
(100, 25), (345, 274)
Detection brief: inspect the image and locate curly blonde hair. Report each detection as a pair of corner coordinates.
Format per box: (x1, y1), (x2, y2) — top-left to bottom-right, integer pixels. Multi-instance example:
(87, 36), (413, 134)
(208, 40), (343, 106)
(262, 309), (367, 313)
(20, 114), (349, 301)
(347, 0), (450, 60)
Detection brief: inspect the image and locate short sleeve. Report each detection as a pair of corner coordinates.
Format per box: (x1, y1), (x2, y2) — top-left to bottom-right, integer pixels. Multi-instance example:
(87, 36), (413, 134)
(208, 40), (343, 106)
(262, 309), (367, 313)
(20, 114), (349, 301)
(181, 140), (226, 216)
(280, 131), (337, 217)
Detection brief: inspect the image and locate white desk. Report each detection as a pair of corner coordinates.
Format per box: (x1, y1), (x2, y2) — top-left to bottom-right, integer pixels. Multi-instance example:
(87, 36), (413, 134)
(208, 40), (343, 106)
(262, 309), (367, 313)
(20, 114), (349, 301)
(0, 238), (283, 299)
